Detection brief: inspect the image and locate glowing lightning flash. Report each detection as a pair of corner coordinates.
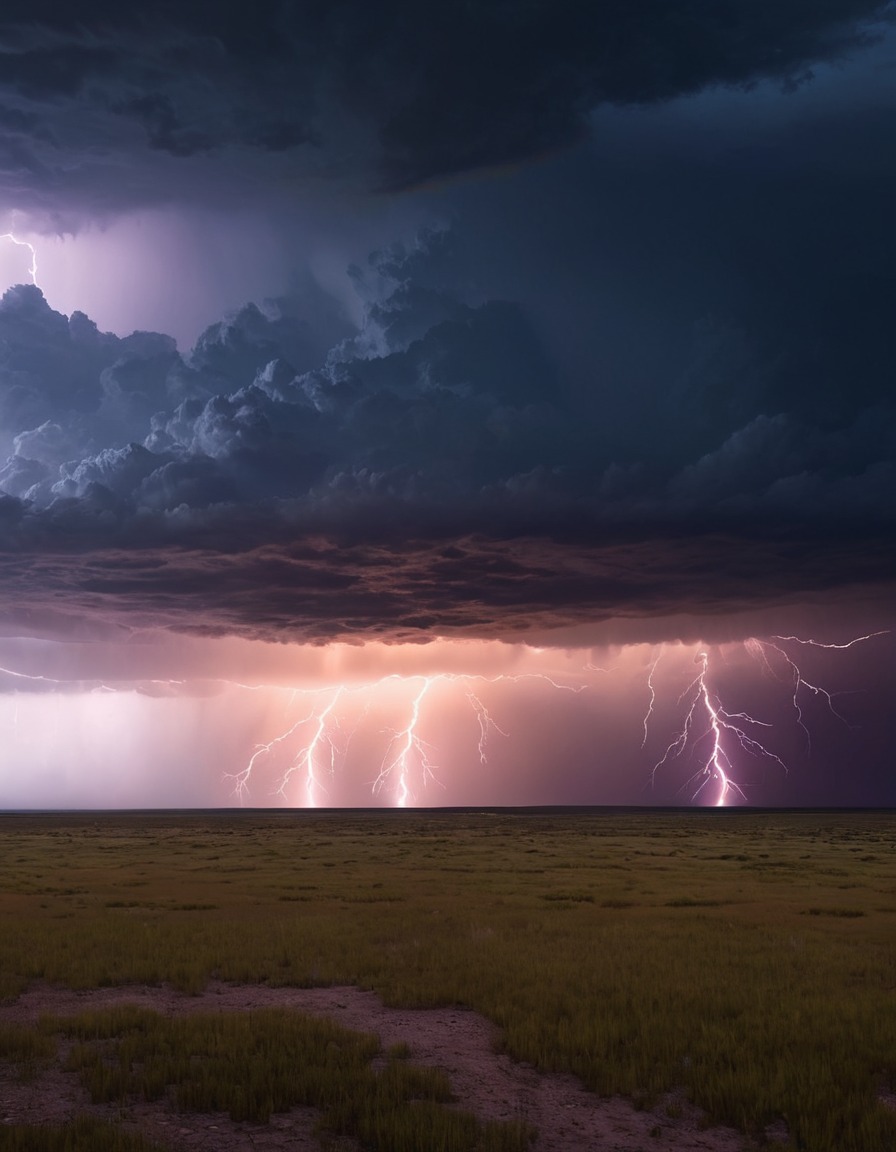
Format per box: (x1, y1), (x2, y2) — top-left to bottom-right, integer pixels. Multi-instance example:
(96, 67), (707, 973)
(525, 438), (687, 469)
(276, 687), (343, 807)
(746, 631), (889, 752)
(645, 631), (889, 805)
(374, 678), (440, 807)
(225, 686), (356, 807)
(771, 631), (889, 651)
(227, 669), (591, 807)
(0, 233), (38, 285)
(2, 631), (885, 810)
(234, 633), (887, 810)
(467, 691), (509, 764)
(226, 709), (318, 805)
(641, 651), (661, 749)
(650, 650), (781, 806)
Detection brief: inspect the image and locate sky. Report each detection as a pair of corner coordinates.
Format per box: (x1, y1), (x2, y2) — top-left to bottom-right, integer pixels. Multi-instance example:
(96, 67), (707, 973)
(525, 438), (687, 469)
(0, 1), (893, 808)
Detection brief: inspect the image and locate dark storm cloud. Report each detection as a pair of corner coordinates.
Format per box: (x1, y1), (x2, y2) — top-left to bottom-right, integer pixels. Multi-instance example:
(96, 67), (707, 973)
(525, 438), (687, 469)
(0, 1), (891, 213)
(0, 227), (893, 644)
(0, 513), (892, 645)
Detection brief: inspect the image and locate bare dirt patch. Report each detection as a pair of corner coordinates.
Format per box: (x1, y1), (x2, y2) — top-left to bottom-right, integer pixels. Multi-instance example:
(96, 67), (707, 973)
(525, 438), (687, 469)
(1, 982), (774, 1151)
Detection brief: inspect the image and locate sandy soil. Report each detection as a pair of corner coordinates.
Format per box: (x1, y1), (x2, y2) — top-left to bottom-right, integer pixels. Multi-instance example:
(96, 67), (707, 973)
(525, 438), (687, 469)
(0, 982), (783, 1151)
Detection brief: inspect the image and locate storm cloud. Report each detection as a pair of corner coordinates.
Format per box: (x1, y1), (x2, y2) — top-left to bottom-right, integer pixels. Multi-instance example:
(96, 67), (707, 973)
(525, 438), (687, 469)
(0, 225), (892, 644)
(0, 0), (892, 218)
(0, 3), (890, 650)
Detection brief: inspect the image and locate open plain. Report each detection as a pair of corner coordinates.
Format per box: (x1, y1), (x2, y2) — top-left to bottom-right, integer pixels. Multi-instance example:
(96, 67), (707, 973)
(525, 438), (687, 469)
(1, 809), (894, 1151)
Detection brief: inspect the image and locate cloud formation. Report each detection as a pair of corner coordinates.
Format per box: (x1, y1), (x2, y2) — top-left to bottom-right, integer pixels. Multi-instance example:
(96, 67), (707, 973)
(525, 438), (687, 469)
(0, 1), (891, 219)
(0, 230), (892, 643)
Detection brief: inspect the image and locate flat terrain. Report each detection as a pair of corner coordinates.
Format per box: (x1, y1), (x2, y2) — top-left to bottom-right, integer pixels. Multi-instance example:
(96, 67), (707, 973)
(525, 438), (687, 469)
(1, 809), (894, 1151)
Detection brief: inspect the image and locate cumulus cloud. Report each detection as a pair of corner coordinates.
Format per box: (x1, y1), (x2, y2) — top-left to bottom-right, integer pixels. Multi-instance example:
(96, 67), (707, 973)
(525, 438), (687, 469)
(0, 229), (892, 642)
(0, 1), (891, 217)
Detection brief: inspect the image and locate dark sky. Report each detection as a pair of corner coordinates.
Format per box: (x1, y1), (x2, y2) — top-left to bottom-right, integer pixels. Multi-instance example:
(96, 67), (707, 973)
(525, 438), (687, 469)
(0, 2), (893, 806)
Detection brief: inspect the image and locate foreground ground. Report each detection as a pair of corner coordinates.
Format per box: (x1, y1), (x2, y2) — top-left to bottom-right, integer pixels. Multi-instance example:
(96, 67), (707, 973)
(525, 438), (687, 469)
(1, 980), (757, 1151)
(0, 809), (894, 1151)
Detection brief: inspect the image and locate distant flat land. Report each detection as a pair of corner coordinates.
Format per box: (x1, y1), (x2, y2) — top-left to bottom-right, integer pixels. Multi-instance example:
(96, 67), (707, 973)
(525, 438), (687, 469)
(1, 808), (895, 1151)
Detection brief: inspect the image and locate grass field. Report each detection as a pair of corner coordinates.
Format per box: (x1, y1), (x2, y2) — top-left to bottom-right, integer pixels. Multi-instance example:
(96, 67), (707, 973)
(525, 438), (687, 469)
(1, 808), (895, 1151)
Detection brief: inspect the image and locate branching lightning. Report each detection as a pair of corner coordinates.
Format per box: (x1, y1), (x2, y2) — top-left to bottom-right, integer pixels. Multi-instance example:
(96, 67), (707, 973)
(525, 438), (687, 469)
(648, 649), (780, 806)
(467, 690), (509, 764)
(643, 631), (889, 806)
(771, 631), (889, 651)
(0, 629), (888, 809)
(225, 669), (591, 807)
(226, 708), (317, 805)
(275, 687), (344, 807)
(0, 233), (38, 285)
(373, 678), (439, 806)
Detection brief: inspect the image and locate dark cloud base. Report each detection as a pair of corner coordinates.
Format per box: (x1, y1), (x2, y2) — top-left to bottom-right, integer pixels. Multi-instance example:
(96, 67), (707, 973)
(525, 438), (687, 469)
(1, 526), (892, 644)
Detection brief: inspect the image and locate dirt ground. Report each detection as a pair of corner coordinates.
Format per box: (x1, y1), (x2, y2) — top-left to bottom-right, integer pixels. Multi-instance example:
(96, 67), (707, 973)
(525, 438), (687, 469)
(0, 982), (787, 1151)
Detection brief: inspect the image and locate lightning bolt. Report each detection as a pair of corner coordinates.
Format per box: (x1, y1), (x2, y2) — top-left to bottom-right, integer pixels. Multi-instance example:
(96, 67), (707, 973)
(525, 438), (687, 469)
(0, 664), (125, 694)
(745, 637), (820, 749)
(1, 630), (886, 810)
(0, 664), (64, 686)
(0, 233), (38, 285)
(649, 650), (782, 806)
(228, 669), (594, 807)
(644, 631), (889, 805)
(642, 650), (661, 748)
(770, 631), (889, 651)
(745, 632), (891, 753)
(467, 690), (509, 765)
(275, 687), (343, 807)
(225, 708), (318, 805)
(373, 678), (440, 806)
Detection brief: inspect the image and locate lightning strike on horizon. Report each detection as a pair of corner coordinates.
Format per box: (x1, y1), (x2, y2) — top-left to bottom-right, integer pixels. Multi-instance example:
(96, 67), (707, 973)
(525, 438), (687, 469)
(275, 687), (343, 807)
(467, 690), (509, 764)
(226, 707), (318, 804)
(373, 678), (440, 806)
(648, 649), (783, 806)
(0, 648), (600, 808)
(228, 668), (596, 807)
(0, 233), (38, 285)
(644, 631), (888, 805)
(1, 631), (887, 809)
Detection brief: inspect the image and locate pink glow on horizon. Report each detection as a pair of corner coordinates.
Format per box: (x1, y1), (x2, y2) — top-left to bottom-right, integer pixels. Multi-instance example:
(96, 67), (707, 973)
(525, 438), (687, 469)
(0, 629), (888, 810)
(221, 652), (608, 808)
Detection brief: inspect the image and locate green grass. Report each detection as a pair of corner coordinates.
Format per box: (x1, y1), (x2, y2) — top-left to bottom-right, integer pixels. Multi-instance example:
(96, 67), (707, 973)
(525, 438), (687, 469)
(0, 1020), (55, 1081)
(42, 1005), (530, 1151)
(0, 1117), (163, 1151)
(1, 810), (896, 1150)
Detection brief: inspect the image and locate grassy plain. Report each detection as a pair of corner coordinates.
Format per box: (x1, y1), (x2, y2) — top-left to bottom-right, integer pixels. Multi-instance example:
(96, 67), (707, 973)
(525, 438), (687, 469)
(1, 809), (895, 1151)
